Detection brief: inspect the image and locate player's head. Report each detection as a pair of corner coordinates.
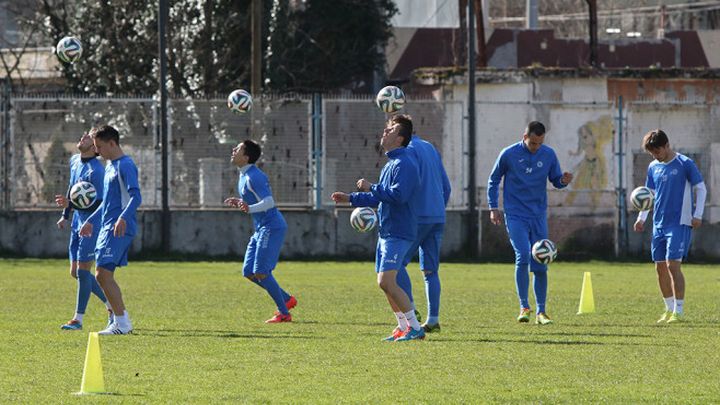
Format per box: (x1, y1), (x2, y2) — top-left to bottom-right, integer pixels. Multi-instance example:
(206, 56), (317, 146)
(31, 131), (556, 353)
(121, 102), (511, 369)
(76, 131), (95, 154)
(90, 125), (120, 159)
(231, 140), (261, 166)
(643, 129), (671, 162)
(381, 114), (413, 152)
(523, 121), (546, 153)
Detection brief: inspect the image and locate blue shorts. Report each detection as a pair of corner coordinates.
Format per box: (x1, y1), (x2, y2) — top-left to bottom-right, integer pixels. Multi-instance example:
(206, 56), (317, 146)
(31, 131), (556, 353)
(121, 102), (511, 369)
(242, 226), (286, 277)
(375, 237), (413, 273)
(505, 214), (548, 272)
(651, 224), (692, 262)
(95, 227), (134, 271)
(69, 228), (98, 263)
(402, 223), (444, 272)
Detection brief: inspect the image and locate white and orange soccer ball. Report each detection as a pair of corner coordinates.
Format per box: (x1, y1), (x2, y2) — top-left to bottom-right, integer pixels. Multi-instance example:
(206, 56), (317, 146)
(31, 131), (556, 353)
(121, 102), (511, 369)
(532, 239), (558, 264)
(375, 86), (405, 113)
(69, 181), (97, 209)
(56, 36), (83, 64)
(227, 89), (253, 113)
(630, 186), (654, 211)
(350, 207), (377, 233)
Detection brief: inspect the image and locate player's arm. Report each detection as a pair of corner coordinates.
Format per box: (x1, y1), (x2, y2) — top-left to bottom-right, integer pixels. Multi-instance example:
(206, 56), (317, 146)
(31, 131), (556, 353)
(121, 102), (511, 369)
(548, 152), (571, 188)
(487, 151), (506, 211)
(349, 191), (380, 208)
(692, 182), (706, 228)
(118, 164), (142, 220)
(370, 162), (419, 204)
(439, 158), (451, 206)
(634, 170), (655, 232)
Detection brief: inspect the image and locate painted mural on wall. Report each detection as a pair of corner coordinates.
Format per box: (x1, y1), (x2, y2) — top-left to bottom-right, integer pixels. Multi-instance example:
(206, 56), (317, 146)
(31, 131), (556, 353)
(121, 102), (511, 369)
(565, 115), (613, 206)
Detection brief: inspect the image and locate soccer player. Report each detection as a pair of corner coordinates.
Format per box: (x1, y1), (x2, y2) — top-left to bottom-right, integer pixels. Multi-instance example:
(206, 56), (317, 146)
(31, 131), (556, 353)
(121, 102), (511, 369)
(633, 129), (705, 324)
(487, 121), (573, 325)
(54, 131), (113, 330)
(79, 125), (141, 335)
(331, 114), (425, 342)
(224, 140), (297, 323)
(395, 132), (451, 333)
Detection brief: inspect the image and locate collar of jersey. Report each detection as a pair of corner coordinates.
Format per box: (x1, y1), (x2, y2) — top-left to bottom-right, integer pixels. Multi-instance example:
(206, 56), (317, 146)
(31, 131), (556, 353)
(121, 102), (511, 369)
(385, 147), (406, 158)
(239, 163), (254, 174)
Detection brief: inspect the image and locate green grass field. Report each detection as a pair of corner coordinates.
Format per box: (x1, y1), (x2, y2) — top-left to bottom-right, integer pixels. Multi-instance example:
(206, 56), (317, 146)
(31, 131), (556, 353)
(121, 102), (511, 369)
(1, 259), (718, 403)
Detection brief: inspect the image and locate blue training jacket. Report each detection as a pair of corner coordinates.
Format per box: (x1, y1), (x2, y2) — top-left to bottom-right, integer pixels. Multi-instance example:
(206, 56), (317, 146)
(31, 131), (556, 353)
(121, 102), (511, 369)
(487, 141), (566, 218)
(407, 135), (451, 224)
(350, 147), (419, 241)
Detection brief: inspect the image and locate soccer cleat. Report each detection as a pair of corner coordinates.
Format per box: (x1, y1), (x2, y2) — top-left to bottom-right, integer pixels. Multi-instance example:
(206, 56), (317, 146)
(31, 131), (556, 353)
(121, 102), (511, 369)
(666, 313), (684, 324)
(421, 322), (441, 333)
(97, 322), (133, 335)
(106, 310), (115, 329)
(382, 327), (406, 342)
(395, 327), (426, 342)
(535, 312), (554, 325)
(60, 319), (83, 330)
(657, 311), (672, 323)
(285, 296), (298, 310)
(517, 308), (532, 323)
(265, 313), (292, 323)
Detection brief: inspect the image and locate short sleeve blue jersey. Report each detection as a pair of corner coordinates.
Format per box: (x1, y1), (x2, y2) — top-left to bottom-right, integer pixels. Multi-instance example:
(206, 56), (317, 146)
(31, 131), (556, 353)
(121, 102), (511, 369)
(68, 154), (105, 229)
(238, 165), (287, 230)
(487, 141), (567, 218)
(98, 155), (142, 236)
(646, 153), (704, 228)
(407, 135), (451, 224)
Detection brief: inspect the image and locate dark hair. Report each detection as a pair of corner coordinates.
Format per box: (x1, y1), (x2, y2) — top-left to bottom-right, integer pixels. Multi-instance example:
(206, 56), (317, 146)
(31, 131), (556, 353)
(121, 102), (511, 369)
(526, 121), (546, 137)
(241, 140), (262, 164)
(643, 129), (669, 151)
(389, 114), (413, 147)
(91, 125), (120, 145)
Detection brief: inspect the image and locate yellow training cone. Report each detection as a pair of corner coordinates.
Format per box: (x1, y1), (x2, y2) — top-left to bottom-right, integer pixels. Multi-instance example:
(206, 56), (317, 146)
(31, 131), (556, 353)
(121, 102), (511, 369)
(577, 272), (595, 314)
(80, 332), (105, 394)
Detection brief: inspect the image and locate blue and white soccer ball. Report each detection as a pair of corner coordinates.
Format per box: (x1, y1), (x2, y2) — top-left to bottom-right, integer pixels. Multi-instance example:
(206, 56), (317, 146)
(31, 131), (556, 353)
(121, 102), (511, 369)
(375, 86), (405, 113)
(630, 186), (654, 211)
(350, 207), (377, 233)
(227, 89), (253, 113)
(56, 36), (83, 64)
(69, 181), (97, 209)
(532, 239), (558, 264)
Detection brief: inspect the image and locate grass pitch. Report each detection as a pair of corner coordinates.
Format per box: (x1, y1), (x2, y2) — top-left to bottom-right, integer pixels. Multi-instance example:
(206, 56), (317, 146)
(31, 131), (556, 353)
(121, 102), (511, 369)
(0, 259), (718, 403)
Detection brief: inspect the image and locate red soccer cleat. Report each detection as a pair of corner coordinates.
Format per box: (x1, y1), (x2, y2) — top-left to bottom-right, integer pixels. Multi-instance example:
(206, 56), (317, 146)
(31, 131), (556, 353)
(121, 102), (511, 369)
(285, 296), (298, 310)
(265, 313), (292, 323)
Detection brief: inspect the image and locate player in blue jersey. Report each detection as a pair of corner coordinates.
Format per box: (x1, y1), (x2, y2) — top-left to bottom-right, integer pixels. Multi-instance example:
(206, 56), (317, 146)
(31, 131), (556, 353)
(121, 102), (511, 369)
(54, 131), (113, 330)
(394, 132), (451, 333)
(633, 130), (706, 324)
(332, 114), (425, 342)
(224, 140), (297, 324)
(487, 121), (573, 325)
(79, 125), (142, 335)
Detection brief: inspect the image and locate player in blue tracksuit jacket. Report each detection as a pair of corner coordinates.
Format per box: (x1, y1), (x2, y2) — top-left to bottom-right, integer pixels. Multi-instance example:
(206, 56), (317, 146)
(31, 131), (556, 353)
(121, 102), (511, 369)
(54, 131), (112, 331)
(332, 114), (425, 341)
(224, 140), (297, 324)
(633, 129), (706, 324)
(394, 134), (451, 333)
(487, 121), (573, 325)
(80, 125), (142, 335)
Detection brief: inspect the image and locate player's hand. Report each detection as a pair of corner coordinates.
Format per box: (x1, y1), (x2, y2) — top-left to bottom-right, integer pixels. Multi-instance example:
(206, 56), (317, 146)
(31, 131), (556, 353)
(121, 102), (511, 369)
(79, 222), (93, 238)
(633, 219), (644, 232)
(331, 192), (350, 204)
(356, 179), (372, 192)
(57, 217), (68, 230)
(54, 194), (69, 208)
(561, 172), (574, 185)
(223, 197), (242, 208)
(114, 218), (127, 237)
(691, 218), (702, 229)
(70, 267), (78, 279)
(238, 200), (250, 213)
(490, 209), (503, 226)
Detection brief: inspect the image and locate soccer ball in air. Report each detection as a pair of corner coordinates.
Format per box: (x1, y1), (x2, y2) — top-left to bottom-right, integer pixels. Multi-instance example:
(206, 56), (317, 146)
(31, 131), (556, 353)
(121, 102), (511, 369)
(69, 181), (97, 209)
(56, 36), (82, 64)
(532, 239), (558, 264)
(375, 86), (405, 113)
(227, 89), (253, 113)
(350, 207), (377, 233)
(630, 186), (654, 211)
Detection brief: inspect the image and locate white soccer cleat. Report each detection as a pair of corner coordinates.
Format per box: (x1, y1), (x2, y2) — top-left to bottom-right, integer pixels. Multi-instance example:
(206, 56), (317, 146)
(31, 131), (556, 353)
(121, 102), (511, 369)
(97, 322), (133, 335)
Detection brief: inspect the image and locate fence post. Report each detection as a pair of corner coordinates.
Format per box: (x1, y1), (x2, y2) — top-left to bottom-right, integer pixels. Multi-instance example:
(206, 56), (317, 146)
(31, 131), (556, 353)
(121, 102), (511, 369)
(615, 96), (628, 257)
(1, 78), (9, 210)
(311, 93), (323, 209)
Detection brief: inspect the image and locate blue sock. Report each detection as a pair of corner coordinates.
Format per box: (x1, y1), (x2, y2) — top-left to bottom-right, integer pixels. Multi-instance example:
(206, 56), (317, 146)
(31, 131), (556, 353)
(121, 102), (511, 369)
(258, 275), (289, 315)
(251, 278), (291, 302)
(424, 271), (441, 322)
(533, 271), (548, 314)
(395, 268), (414, 307)
(76, 269), (94, 315)
(515, 263), (530, 309)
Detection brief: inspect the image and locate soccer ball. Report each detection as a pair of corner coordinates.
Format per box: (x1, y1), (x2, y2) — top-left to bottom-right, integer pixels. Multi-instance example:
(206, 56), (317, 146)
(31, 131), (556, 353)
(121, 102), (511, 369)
(56, 36), (82, 64)
(532, 239), (558, 264)
(69, 181), (97, 209)
(350, 207), (377, 233)
(227, 89), (253, 113)
(375, 86), (406, 113)
(630, 186), (654, 211)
